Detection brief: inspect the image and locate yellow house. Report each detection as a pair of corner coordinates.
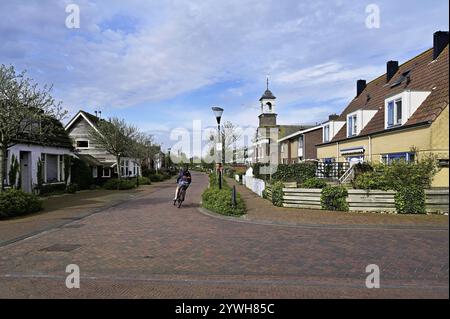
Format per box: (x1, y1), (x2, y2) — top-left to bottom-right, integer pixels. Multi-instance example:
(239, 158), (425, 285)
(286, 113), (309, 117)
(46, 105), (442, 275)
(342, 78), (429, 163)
(317, 32), (449, 187)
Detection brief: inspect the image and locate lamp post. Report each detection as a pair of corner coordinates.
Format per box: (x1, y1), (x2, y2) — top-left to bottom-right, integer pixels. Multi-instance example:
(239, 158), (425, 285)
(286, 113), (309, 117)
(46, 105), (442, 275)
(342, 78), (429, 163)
(167, 148), (171, 170)
(212, 107), (224, 189)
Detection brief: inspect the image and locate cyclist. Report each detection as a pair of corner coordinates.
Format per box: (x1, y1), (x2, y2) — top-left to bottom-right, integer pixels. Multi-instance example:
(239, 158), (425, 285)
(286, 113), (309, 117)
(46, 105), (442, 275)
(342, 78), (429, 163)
(173, 166), (192, 204)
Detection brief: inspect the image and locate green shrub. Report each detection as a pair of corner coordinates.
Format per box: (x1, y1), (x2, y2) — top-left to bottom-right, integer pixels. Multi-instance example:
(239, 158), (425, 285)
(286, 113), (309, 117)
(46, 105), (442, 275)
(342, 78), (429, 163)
(39, 183), (67, 196)
(103, 179), (136, 190)
(301, 177), (328, 189)
(321, 186), (349, 211)
(149, 174), (165, 182)
(352, 171), (389, 190)
(395, 186), (426, 214)
(0, 189), (43, 218)
(271, 181), (284, 207)
(272, 163), (316, 184)
(202, 187), (246, 216)
(65, 183), (78, 194)
(202, 173), (246, 216)
(71, 158), (94, 190)
(138, 177), (151, 185)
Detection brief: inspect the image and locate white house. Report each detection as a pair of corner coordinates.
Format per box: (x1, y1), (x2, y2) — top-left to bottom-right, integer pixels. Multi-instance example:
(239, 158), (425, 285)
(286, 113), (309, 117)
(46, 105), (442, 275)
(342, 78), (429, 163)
(3, 119), (73, 193)
(65, 110), (141, 180)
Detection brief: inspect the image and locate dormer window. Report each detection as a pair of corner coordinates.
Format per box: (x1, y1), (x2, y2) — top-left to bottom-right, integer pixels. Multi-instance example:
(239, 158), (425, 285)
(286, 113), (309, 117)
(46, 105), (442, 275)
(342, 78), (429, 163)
(323, 125), (330, 142)
(347, 114), (358, 137)
(387, 99), (402, 127)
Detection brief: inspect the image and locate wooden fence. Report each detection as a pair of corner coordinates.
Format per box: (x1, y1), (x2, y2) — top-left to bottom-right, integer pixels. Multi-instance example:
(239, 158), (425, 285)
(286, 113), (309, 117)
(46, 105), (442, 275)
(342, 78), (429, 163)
(281, 188), (449, 213)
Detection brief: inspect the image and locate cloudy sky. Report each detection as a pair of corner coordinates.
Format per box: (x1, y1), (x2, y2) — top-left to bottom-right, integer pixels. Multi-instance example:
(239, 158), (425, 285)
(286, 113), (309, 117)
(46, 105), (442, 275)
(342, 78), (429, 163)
(1, 0), (448, 151)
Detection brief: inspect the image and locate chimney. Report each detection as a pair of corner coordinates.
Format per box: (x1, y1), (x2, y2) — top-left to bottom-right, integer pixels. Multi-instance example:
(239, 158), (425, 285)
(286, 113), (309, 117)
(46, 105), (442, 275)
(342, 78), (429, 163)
(328, 114), (339, 121)
(94, 111), (98, 117)
(386, 60), (399, 82)
(99, 111), (102, 119)
(356, 79), (366, 96)
(433, 31), (449, 60)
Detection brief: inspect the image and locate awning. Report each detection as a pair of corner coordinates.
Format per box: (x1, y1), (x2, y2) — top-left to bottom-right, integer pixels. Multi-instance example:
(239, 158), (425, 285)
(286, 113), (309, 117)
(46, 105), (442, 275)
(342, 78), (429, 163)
(340, 147), (365, 156)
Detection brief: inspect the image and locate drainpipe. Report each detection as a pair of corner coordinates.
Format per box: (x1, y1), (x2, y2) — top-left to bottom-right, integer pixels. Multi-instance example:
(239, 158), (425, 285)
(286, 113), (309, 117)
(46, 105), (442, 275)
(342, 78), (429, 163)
(336, 142), (340, 161)
(368, 136), (372, 162)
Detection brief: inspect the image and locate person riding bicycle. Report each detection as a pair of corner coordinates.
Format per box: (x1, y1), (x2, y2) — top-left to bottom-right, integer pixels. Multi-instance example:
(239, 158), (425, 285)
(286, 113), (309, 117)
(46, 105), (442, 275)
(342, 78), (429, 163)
(173, 166), (192, 202)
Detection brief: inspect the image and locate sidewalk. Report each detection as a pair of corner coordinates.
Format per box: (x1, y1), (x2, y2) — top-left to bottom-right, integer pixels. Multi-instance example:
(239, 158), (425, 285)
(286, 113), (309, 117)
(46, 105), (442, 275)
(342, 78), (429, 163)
(0, 182), (168, 247)
(226, 178), (449, 228)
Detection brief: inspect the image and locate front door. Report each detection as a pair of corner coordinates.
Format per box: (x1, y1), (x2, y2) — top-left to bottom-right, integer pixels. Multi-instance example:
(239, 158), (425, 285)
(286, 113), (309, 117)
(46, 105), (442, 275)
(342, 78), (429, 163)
(20, 151), (32, 193)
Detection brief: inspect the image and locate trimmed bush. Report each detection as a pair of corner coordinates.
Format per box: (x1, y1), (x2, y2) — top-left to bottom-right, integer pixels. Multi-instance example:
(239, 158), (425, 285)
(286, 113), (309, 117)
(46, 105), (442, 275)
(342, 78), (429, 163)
(272, 163), (316, 184)
(149, 174), (165, 182)
(202, 187), (246, 216)
(138, 177), (151, 185)
(0, 189), (43, 218)
(202, 173), (246, 216)
(103, 179), (136, 190)
(39, 183), (67, 196)
(271, 181), (284, 207)
(321, 186), (349, 211)
(395, 186), (426, 214)
(352, 171), (389, 191)
(301, 177), (328, 189)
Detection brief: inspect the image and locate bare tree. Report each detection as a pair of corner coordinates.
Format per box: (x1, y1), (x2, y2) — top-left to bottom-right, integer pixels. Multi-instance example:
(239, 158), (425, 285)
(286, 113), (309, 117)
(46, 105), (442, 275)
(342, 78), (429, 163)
(207, 121), (242, 164)
(88, 117), (138, 180)
(0, 64), (67, 192)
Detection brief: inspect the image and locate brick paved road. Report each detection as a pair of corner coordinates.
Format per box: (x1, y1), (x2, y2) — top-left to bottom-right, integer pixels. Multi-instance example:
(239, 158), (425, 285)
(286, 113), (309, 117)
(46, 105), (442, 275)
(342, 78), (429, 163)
(0, 172), (448, 298)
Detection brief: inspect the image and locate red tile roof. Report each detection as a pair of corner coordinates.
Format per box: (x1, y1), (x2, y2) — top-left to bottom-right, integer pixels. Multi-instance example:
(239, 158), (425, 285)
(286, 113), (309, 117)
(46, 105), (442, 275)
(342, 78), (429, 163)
(330, 45), (449, 143)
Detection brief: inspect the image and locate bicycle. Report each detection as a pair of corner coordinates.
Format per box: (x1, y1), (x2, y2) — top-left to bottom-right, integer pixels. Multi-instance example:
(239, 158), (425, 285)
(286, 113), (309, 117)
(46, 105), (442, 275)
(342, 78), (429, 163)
(174, 184), (188, 208)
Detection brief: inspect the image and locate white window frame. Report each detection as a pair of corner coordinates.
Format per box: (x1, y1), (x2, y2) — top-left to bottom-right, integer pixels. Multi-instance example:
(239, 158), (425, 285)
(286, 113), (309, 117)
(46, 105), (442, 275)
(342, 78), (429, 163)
(102, 167), (111, 178)
(323, 125), (330, 142)
(347, 114), (358, 137)
(76, 139), (90, 149)
(386, 98), (403, 128)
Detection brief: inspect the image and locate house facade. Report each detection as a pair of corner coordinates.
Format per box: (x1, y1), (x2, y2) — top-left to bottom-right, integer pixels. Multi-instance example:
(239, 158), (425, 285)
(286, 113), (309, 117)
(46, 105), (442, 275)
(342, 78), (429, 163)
(65, 110), (141, 180)
(316, 31), (449, 187)
(3, 119), (73, 193)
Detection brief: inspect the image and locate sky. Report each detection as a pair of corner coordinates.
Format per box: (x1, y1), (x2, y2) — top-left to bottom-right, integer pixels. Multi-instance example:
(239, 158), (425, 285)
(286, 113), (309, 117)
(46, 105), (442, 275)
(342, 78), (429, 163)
(0, 0), (448, 153)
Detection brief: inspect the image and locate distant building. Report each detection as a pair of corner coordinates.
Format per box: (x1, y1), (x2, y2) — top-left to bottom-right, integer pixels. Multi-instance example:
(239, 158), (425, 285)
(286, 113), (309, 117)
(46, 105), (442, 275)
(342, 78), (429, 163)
(253, 81), (311, 166)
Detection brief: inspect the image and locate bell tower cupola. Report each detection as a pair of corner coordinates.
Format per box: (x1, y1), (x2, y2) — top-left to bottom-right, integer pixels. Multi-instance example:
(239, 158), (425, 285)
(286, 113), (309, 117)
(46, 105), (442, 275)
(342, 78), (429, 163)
(258, 77), (277, 127)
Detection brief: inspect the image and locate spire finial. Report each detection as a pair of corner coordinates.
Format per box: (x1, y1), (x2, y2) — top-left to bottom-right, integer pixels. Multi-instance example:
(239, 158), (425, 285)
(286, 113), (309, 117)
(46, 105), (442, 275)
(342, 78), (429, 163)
(266, 74), (269, 90)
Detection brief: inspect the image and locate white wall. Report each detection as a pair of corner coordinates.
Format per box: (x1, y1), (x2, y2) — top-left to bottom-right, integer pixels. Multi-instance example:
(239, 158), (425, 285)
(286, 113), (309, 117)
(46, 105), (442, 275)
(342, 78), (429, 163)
(6, 144), (72, 190)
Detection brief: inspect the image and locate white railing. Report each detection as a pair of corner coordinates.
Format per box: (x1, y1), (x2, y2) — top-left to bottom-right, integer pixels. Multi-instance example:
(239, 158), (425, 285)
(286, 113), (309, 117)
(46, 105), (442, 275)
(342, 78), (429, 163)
(338, 165), (354, 184)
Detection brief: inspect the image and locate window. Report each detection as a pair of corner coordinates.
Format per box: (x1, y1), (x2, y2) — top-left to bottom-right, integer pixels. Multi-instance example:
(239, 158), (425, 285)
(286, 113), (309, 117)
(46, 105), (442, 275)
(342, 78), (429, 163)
(102, 168), (111, 178)
(281, 144), (285, 153)
(76, 140), (89, 149)
(92, 167), (98, 178)
(347, 114), (357, 137)
(381, 152), (415, 164)
(323, 125), (330, 142)
(387, 99), (402, 127)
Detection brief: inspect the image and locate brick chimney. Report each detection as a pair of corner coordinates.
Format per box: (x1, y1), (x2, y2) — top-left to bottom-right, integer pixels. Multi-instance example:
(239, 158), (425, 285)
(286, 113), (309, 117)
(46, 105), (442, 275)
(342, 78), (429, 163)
(386, 60), (399, 82)
(433, 31), (449, 60)
(357, 79), (366, 96)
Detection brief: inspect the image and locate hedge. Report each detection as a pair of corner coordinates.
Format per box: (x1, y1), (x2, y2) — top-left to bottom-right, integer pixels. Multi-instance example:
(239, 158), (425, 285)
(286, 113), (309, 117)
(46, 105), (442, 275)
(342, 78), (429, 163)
(271, 181), (284, 207)
(103, 179), (137, 190)
(321, 186), (349, 211)
(202, 173), (246, 216)
(0, 190), (43, 219)
(271, 163), (316, 184)
(395, 186), (426, 214)
(71, 157), (94, 190)
(301, 177), (328, 189)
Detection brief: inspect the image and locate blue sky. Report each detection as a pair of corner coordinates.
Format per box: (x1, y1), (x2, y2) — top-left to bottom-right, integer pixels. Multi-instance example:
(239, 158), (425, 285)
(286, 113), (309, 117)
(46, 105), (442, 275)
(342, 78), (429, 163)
(0, 0), (448, 151)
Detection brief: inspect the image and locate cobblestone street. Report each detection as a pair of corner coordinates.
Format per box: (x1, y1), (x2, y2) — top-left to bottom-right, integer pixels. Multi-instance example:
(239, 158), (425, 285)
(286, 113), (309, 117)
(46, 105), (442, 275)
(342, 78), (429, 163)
(0, 172), (448, 298)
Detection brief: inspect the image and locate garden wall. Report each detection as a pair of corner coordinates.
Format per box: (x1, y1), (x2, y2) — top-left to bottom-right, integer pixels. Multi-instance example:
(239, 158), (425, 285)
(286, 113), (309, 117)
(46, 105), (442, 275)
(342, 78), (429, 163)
(243, 175), (265, 197)
(281, 188), (449, 213)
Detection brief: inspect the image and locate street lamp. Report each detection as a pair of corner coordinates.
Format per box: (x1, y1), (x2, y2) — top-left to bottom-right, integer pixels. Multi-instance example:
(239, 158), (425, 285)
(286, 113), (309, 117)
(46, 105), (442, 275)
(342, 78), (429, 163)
(212, 107), (224, 189)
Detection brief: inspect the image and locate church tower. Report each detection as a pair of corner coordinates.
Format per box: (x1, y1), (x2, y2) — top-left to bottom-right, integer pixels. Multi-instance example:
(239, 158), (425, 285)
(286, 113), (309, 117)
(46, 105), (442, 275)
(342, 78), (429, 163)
(258, 78), (277, 127)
